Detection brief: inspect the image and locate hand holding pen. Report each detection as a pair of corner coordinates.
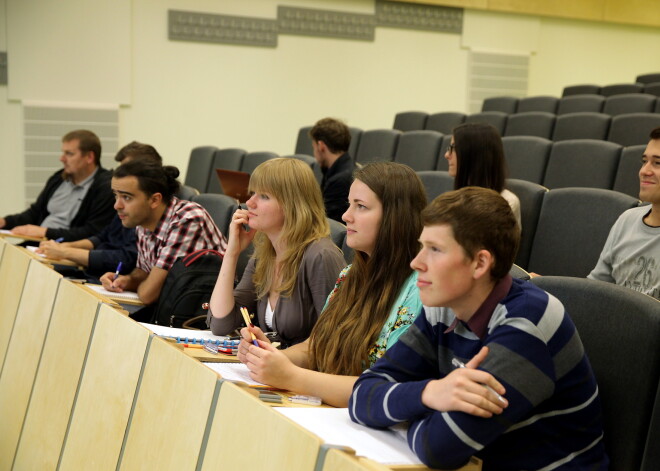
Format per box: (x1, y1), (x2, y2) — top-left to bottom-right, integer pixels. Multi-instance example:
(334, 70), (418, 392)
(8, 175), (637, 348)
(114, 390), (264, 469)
(240, 307), (260, 347)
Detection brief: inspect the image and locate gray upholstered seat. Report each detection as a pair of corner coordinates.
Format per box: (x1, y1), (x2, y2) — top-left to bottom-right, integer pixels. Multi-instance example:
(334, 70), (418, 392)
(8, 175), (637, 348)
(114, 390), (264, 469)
(516, 95), (559, 114)
(482, 96), (518, 114)
(416, 170), (454, 203)
(393, 130), (443, 171)
(175, 184), (199, 201)
(354, 129), (400, 164)
(603, 93), (657, 116)
(184, 146), (219, 193)
(506, 178), (547, 269)
(393, 111), (428, 132)
(502, 136), (552, 184)
(504, 112), (556, 139)
(465, 111), (508, 135)
(527, 187), (638, 277)
(294, 126), (314, 156)
(607, 113), (660, 147)
(643, 82), (660, 97)
(636, 73), (660, 84)
(552, 112), (611, 141)
(613, 144), (646, 199)
(192, 193), (238, 237)
(543, 139), (621, 190)
(207, 148), (247, 194)
(600, 83), (643, 97)
(240, 151), (277, 174)
(562, 84), (601, 96)
(424, 112), (466, 134)
(556, 94), (605, 115)
(435, 135), (452, 171)
(530, 276), (660, 471)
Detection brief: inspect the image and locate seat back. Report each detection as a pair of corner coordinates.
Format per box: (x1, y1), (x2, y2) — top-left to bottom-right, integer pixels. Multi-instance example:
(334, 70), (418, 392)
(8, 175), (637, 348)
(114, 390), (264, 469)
(354, 129), (400, 164)
(556, 94), (605, 115)
(425, 112), (466, 134)
(502, 136), (552, 184)
(184, 146), (219, 193)
(295, 125), (314, 155)
(636, 73), (660, 84)
(600, 83), (644, 96)
(506, 179), (547, 270)
(416, 170), (454, 203)
(393, 130), (443, 171)
(504, 111), (556, 139)
(552, 112), (611, 141)
(528, 188), (639, 277)
(517, 95), (559, 114)
(562, 84), (601, 96)
(328, 218), (347, 251)
(465, 111), (508, 135)
(176, 184), (200, 201)
(482, 96), (518, 114)
(240, 151), (278, 174)
(207, 148), (247, 194)
(348, 126), (363, 159)
(642, 82), (660, 97)
(193, 193), (238, 236)
(543, 139), (622, 190)
(603, 93), (657, 116)
(607, 113), (660, 146)
(613, 145), (645, 199)
(530, 276), (660, 471)
(393, 111), (428, 131)
(435, 135), (452, 171)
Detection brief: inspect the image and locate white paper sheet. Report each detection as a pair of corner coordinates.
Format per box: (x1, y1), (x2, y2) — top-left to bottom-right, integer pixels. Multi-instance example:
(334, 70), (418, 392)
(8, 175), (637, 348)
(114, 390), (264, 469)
(139, 323), (231, 343)
(86, 284), (141, 301)
(202, 362), (265, 386)
(274, 407), (422, 465)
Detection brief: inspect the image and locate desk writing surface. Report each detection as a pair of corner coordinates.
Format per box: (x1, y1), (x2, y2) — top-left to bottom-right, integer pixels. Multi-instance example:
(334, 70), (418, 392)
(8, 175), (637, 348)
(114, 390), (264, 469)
(13, 280), (100, 470)
(0, 244), (32, 368)
(0, 260), (61, 470)
(0, 229), (46, 242)
(20, 245), (80, 267)
(119, 336), (218, 470)
(59, 304), (150, 471)
(200, 380), (323, 471)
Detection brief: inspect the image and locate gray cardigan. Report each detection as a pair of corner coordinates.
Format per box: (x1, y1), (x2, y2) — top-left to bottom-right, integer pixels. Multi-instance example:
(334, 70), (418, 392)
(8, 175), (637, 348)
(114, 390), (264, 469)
(208, 237), (345, 346)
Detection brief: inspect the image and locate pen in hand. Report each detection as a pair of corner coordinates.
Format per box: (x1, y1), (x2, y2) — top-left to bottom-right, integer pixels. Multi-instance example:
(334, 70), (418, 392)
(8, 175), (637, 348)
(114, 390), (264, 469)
(113, 262), (123, 281)
(452, 357), (506, 404)
(54, 237), (64, 243)
(240, 307), (260, 347)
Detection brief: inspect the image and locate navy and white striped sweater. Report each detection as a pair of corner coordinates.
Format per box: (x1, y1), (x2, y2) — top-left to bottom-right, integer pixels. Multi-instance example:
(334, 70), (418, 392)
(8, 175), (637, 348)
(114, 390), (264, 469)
(349, 277), (608, 470)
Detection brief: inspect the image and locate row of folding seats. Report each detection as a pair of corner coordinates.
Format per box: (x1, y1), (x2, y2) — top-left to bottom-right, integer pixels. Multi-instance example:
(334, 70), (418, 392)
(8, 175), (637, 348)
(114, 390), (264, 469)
(563, 72), (660, 97)
(415, 173), (640, 274)
(482, 93), (660, 115)
(394, 109), (660, 146)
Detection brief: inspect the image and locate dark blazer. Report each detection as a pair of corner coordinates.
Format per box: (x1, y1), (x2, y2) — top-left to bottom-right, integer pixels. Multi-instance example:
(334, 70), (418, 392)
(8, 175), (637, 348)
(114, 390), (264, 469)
(321, 153), (355, 222)
(3, 167), (116, 241)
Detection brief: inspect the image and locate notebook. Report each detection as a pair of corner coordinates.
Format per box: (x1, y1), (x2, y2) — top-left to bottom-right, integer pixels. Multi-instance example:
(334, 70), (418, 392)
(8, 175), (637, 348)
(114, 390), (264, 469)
(215, 168), (251, 203)
(86, 284), (141, 303)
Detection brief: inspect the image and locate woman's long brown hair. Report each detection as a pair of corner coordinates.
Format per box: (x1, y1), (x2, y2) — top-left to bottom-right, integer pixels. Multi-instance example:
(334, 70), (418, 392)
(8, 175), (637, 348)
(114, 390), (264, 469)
(308, 162), (427, 375)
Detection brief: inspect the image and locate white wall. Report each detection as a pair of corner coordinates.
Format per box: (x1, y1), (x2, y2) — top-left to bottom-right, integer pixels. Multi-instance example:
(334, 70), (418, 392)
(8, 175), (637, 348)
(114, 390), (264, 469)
(2, 0), (660, 217)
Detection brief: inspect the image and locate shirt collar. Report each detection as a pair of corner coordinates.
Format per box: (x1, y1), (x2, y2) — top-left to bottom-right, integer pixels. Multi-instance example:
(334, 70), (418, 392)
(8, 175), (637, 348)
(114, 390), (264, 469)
(444, 274), (513, 340)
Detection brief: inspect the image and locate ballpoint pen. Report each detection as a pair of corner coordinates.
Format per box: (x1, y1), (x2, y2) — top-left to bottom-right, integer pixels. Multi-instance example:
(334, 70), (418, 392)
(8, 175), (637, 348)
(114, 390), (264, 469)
(240, 306), (259, 347)
(452, 358), (506, 404)
(113, 261), (123, 280)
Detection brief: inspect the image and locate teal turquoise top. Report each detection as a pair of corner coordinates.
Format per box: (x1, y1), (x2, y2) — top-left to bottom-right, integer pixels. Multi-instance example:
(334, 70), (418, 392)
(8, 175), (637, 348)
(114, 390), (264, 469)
(322, 265), (422, 366)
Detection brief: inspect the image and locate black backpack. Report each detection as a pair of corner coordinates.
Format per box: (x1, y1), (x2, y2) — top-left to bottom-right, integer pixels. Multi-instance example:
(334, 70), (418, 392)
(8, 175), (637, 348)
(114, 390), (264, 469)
(151, 249), (223, 328)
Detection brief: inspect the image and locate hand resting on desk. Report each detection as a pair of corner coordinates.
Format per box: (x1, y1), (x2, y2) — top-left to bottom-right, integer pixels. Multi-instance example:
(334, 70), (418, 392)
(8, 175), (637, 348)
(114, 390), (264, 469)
(10, 224), (47, 238)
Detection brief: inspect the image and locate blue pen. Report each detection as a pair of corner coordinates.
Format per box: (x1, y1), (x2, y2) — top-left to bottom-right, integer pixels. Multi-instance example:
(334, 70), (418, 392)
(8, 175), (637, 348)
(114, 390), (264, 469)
(55, 237), (64, 243)
(113, 261), (123, 280)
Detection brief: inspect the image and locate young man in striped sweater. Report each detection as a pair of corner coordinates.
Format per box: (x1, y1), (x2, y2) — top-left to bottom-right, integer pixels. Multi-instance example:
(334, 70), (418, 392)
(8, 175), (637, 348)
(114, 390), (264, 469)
(349, 187), (608, 470)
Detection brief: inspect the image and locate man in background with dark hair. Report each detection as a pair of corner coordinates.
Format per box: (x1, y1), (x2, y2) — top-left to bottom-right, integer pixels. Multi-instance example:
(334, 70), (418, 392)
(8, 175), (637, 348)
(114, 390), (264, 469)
(100, 160), (226, 305)
(37, 141), (163, 280)
(588, 126), (660, 299)
(309, 117), (355, 222)
(0, 130), (115, 241)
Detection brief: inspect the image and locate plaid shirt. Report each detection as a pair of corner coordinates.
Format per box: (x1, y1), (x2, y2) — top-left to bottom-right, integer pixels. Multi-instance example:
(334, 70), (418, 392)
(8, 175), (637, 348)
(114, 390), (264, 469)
(136, 197), (227, 273)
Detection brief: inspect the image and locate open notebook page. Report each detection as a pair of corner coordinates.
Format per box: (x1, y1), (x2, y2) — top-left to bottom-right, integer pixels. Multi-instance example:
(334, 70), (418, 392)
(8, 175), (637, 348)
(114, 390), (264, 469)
(86, 284), (141, 301)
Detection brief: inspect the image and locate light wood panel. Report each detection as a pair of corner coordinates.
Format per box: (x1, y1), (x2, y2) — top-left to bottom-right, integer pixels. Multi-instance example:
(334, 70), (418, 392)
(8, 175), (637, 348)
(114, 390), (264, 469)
(0, 260), (61, 470)
(13, 280), (101, 470)
(0, 243), (32, 368)
(118, 337), (219, 471)
(199, 381), (323, 471)
(604, 0), (660, 27)
(58, 304), (150, 471)
(322, 448), (393, 471)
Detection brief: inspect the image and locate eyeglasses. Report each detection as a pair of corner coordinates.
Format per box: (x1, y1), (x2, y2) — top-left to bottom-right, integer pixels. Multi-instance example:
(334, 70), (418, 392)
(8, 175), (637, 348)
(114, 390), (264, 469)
(447, 143), (456, 154)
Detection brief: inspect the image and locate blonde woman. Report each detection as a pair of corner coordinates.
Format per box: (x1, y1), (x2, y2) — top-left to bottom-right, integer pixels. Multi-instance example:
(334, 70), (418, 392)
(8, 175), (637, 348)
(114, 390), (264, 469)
(236, 162), (427, 406)
(208, 158), (345, 347)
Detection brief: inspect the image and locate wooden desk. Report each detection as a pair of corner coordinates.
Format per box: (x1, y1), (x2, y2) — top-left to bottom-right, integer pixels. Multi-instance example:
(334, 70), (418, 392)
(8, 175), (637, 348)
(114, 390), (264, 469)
(0, 243), (32, 368)
(17, 245), (81, 267)
(0, 230), (47, 243)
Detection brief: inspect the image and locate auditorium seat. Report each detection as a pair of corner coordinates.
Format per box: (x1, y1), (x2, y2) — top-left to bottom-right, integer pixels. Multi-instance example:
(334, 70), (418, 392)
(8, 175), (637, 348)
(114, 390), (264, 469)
(206, 148), (247, 194)
(184, 146), (219, 193)
(556, 94), (605, 115)
(354, 129), (400, 164)
(393, 111), (428, 131)
(294, 126), (314, 156)
(600, 83), (644, 97)
(504, 112), (555, 139)
(603, 93), (657, 116)
(552, 112), (611, 141)
(435, 135), (452, 171)
(636, 73), (660, 84)
(613, 144), (645, 199)
(543, 139), (621, 190)
(643, 82), (660, 97)
(393, 130), (443, 171)
(416, 170), (454, 203)
(608, 113), (660, 146)
(502, 136), (551, 184)
(465, 111), (507, 135)
(562, 84), (601, 96)
(425, 112), (466, 134)
(506, 178), (547, 270)
(240, 151), (278, 174)
(516, 96), (559, 114)
(482, 96), (518, 114)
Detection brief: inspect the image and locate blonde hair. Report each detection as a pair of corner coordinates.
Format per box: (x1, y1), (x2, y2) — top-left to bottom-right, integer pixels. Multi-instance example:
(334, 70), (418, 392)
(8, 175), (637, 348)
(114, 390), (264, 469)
(249, 158), (330, 299)
(308, 162), (427, 375)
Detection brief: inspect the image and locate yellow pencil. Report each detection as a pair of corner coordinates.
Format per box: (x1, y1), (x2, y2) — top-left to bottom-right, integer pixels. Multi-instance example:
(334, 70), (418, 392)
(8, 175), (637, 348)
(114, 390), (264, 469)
(240, 307), (259, 347)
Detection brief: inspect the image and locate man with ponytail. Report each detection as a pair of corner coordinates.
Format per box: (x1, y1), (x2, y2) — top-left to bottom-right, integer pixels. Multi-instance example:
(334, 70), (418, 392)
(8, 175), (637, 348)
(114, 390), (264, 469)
(100, 160), (227, 305)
